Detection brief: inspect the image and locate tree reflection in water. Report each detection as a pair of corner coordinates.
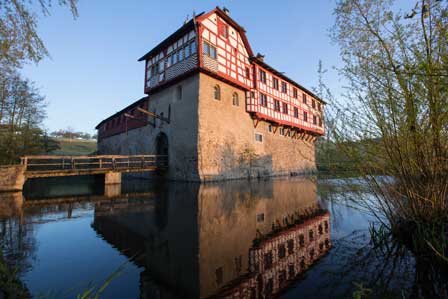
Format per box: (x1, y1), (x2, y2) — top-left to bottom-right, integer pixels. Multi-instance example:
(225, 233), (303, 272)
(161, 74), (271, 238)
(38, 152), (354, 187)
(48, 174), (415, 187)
(0, 177), (446, 298)
(310, 178), (448, 299)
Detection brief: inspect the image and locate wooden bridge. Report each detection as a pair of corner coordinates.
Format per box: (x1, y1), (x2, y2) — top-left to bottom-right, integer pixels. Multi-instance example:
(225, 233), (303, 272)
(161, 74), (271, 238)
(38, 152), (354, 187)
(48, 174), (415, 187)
(0, 155), (168, 192)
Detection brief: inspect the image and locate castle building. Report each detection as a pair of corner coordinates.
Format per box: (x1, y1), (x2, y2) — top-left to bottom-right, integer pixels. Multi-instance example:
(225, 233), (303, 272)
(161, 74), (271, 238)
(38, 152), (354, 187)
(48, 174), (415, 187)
(96, 7), (325, 181)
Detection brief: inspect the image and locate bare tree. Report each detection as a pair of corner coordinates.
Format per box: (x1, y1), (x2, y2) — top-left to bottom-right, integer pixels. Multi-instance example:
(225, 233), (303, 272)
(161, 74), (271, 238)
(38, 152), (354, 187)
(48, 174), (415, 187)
(0, 0), (78, 67)
(326, 0), (448, 258)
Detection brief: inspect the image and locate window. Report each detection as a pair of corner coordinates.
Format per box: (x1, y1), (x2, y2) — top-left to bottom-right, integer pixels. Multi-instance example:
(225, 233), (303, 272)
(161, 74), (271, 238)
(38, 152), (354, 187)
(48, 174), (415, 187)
(259, 70), (266, 83)
(176, 85), (182, 101)
(255, 133), (263, 142)
(281, 82), (287, 93)
(179, 48), (184, 61)
(203, 42), (209, 55)
(257, 213), (265, 222)
(166, 55), (172, 68)
(274, 100), (280, 111)
(293, 88), (298, 98)
(279, 127), (285, 135)
(268, 125), (273, 133)
(210, 45), (217, 59)
(185, 44), (190, 57)
(264, 251), (273, 269)
(294, 107), (299, 118)
(278, 244), (286, 259)
(304, 111), (308, 122)
(272, 77), (279, 90)
(309, 229), (314, 241)
(259, 93), (268, 107)
(312, 99), (316, 109)
(191, 40), (197, 54)
(245, 67), (250, 79)
(214, 85), (221, 100)
(299, 234), (305, 247)
(172, 51), (178, 64)
(232, 93), (239, 106)
(287, 239), (294, 254)
(313, 115), (317, 125)
(318, 102), (321, 111)
(158, 61), (164, 73)
(282, 102), (288, 114)
(303, 93), (307, 104)
(202, 41), (217, 59)
(318, 224), (323, 235)
(221, 24), (229, 38)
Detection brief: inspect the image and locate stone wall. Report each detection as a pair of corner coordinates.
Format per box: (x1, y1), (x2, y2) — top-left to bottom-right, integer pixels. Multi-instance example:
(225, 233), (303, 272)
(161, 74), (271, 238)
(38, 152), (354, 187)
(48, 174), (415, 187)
(0, 165), (25, 192)
(97, 74), (200, 181)
(197, 73), (316, 181)
(97, 72), (317, 181)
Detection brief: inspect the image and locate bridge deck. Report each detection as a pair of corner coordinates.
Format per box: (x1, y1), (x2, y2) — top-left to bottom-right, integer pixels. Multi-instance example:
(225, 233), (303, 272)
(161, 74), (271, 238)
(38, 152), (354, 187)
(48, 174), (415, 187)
(21, 155), (168, 178)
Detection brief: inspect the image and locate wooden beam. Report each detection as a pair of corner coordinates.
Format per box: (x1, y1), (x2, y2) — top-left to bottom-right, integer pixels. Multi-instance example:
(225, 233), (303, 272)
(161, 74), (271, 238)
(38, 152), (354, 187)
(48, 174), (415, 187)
(137, 107), (170, 124)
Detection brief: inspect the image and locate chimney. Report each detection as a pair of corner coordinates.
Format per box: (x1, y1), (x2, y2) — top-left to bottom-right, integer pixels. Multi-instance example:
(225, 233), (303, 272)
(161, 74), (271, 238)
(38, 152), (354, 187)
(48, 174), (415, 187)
(222, 7), (230, 15)
(256, 53), (265, 62)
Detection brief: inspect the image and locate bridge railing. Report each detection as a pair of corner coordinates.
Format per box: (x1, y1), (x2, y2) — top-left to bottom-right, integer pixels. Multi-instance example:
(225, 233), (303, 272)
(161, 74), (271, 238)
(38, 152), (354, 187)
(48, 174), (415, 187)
(21, 155), (168, 172)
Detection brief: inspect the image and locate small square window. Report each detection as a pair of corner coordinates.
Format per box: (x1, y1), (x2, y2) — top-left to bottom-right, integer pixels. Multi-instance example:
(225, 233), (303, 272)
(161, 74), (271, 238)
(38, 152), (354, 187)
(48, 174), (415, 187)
(255, 133), (263, 142)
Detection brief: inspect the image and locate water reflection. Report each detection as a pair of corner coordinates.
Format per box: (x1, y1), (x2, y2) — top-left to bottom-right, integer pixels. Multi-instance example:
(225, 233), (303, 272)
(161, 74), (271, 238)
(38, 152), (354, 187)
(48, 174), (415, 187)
(92, 179), (330, 299)
(0, 177), (331, 299)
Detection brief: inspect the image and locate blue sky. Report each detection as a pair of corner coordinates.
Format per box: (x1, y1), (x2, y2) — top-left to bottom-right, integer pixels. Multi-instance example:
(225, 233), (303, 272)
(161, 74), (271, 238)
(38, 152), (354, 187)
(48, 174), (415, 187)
(22, 0), (341, 134)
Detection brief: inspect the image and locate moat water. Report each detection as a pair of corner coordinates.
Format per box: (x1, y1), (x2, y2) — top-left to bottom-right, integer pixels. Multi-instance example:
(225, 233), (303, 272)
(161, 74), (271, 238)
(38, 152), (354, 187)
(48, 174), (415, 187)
(0, 175), (446, 298)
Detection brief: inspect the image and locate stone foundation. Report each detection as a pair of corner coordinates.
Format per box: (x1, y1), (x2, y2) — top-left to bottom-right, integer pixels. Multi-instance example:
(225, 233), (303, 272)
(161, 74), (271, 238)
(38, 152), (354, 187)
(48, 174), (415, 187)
(0, 165), (25, 192)
(97, 73), (317, 182)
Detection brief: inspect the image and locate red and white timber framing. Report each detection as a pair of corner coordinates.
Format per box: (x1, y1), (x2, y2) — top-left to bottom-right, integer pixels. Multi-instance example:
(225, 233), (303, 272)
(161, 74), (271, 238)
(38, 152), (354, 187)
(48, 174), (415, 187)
(98, 7), (325, 139)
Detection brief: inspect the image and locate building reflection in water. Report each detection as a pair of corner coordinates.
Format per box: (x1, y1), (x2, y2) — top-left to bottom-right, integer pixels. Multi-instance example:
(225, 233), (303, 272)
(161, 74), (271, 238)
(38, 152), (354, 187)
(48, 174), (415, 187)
(92, 178), (331, 299)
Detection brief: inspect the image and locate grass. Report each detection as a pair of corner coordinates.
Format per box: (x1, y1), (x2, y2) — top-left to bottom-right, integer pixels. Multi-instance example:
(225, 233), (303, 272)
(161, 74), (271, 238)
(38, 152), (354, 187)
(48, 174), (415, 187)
(50, 138), (97, 156)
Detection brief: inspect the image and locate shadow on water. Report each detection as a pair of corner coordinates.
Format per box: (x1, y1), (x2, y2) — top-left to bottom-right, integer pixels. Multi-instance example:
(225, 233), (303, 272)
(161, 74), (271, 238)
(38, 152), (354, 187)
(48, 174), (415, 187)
(0, 175), (446, 298)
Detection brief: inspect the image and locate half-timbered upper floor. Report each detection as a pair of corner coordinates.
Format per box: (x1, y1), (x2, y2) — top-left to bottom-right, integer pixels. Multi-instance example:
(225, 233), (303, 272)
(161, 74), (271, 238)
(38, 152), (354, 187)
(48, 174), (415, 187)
(137, 7), (325, 136)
